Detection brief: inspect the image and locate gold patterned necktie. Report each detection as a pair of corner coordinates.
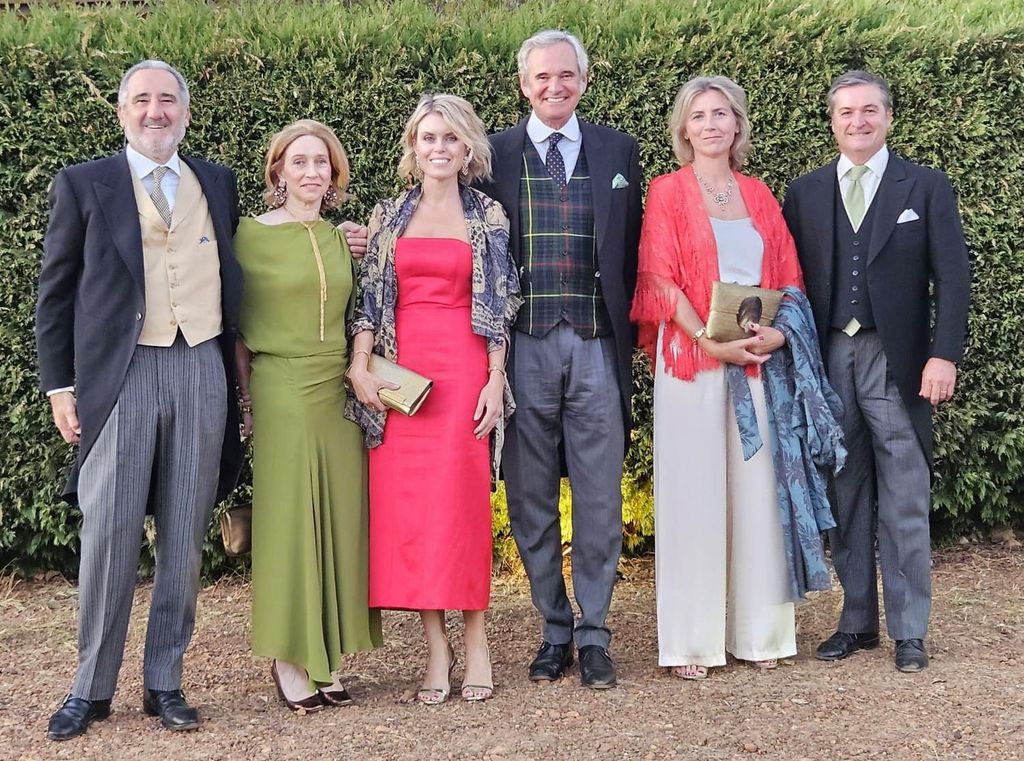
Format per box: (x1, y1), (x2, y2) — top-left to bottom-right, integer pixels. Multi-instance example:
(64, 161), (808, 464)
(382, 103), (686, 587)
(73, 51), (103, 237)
(150, 165), (172, 227)
(844, 164), (869, 231)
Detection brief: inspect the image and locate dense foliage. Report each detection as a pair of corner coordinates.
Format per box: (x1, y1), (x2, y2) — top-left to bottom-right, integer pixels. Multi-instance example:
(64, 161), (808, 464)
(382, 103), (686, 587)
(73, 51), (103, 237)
(2, 0), (1021, 576)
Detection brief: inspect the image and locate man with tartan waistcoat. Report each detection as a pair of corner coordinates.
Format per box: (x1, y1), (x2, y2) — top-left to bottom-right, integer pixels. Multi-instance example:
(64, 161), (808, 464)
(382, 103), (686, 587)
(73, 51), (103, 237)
(477, 29), (643, 689)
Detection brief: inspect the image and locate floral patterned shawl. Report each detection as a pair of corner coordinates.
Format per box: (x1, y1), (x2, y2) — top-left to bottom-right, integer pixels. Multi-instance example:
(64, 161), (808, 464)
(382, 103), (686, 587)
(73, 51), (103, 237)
(344, 184), (522, 479)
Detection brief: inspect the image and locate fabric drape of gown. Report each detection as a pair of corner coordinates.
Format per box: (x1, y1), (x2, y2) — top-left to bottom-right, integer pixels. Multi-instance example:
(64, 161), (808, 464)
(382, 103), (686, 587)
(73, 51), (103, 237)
(369, 237), (492, 611)
(235, 218), (382, 685)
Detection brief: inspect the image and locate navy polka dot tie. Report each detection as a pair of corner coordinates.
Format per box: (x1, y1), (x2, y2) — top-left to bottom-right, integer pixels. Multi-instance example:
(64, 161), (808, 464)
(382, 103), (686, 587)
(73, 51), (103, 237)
(546, 132), (567, 190)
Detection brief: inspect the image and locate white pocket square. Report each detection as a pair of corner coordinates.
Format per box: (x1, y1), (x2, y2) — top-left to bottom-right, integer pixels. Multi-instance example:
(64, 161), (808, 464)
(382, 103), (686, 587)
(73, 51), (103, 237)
(611, 173), (629, 189)
(896, 208), (920, 224)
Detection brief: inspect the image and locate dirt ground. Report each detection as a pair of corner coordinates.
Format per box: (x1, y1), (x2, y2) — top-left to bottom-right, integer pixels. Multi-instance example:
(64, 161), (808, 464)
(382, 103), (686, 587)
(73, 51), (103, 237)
(1, 544), (1022, 761)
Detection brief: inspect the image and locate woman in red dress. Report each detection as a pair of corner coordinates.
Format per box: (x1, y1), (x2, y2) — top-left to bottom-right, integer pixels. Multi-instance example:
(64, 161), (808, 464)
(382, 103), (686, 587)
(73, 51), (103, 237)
(347, 94), (521, 703)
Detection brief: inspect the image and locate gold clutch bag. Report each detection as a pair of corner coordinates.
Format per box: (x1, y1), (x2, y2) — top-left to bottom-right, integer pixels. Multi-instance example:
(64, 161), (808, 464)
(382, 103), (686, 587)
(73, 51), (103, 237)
(219, 503), (252, 557)
(368, 354), (433, 416)
(705, 281), (784, 342)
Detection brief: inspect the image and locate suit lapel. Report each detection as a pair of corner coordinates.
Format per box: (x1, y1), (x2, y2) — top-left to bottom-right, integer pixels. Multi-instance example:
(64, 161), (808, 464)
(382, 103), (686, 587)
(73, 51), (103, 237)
(580, 120), (612, 256)
(495, 119), (528, 260)
(867, 155), (913, 265)
(95, 153), (145, 295)
(182, 156), (229, 249)
(802, 161), (839, 308)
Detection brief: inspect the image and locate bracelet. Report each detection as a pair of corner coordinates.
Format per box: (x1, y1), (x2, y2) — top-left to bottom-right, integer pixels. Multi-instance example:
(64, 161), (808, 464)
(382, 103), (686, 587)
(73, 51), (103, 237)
(691, 326), (707, 343)
(241, 403), (252, 415)
(488, 366), (506, 377)
(352, 349), (370, 360)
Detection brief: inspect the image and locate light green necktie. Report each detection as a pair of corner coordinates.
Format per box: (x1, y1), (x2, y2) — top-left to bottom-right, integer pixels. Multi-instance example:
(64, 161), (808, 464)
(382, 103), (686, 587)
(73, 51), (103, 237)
(844, 165), (869, 231)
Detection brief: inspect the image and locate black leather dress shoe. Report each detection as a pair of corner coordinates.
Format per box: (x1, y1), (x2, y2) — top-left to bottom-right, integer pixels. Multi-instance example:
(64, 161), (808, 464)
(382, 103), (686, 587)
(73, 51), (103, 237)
(895, 639), (929, 673)
(528, 641), (574, 681)
(579, 645), (617, 689)
(47, 695), (112, 741)
(142, 689), (200, 731)
(815, 631), (880, 661)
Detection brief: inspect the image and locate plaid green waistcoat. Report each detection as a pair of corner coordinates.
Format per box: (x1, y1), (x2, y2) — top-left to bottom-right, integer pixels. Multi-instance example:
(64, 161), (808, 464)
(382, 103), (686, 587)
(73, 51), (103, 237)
(516, 141), (612, 338)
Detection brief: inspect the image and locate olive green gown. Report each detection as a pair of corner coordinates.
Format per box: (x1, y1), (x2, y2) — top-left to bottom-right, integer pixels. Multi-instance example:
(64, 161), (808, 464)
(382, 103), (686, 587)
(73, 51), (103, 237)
(236, 218), (382, 685)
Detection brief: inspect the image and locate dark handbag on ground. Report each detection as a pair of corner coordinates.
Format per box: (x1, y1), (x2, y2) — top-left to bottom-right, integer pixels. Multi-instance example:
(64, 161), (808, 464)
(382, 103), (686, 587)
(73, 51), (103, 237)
(367, 354), (433, 416)
(219, 503), (252, 556)
(705, 281), (784, 342)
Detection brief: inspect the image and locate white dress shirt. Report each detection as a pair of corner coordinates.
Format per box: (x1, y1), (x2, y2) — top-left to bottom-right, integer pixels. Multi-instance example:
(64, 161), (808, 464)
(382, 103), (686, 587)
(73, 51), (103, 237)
(837, 144), (889, 227)
(526, 112), (582, 181)
(126, 144), (182, 213)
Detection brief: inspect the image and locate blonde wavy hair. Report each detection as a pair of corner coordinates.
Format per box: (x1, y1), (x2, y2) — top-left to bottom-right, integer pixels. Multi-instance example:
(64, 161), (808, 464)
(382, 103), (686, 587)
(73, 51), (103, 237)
(398, 94), (493, 185)
(263, 119), (350, 208)
(669, 76), (752, 170)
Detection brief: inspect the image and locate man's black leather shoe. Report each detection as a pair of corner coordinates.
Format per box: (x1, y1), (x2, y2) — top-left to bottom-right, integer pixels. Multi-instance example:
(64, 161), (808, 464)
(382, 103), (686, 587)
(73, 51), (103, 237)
(528, 641), (574, 681)
(47, 695), (112, 741)
(815, 631), (880, 661)
(895, 639), (929, 673)
(142, 689), (200, 731)
(579, 645), (617, 689)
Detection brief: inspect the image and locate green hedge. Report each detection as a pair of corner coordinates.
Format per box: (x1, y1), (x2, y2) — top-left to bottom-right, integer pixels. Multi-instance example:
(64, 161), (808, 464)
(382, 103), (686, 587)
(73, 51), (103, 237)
(2, 0), (1022, 576)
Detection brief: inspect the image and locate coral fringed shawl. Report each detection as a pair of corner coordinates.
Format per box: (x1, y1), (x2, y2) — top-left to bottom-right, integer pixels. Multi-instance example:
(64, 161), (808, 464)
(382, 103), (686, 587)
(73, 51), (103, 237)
(630, 166), (804, 380)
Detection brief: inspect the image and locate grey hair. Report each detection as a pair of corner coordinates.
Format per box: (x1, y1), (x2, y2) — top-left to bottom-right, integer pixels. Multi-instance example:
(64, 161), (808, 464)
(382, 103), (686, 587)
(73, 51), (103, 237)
(517, 29), (589, 85)
(117, 60), (190, 108)
(827, 70), (892, 115)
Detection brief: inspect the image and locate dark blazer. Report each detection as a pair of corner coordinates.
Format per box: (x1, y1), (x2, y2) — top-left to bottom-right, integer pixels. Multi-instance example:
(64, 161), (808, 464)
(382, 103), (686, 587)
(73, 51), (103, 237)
(477, 117), (643, 424)
(781, 153), (970, 460)
(35, 151), (244, 504)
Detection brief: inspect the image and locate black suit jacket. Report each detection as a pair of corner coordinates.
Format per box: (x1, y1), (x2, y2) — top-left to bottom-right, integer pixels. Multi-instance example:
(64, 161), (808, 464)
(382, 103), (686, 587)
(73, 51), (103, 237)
(477, 117), (643, 425)
(35, 151), (244, 504)
(782, 153), (970, 460)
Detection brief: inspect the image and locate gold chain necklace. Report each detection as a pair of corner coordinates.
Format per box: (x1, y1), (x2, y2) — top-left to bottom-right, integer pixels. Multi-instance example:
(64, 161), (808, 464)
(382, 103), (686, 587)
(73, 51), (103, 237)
(284, 205), (328, 342)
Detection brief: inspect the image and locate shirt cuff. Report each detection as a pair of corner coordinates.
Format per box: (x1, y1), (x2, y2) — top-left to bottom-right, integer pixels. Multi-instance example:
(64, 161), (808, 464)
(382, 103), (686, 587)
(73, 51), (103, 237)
(46, 386), (75, 397)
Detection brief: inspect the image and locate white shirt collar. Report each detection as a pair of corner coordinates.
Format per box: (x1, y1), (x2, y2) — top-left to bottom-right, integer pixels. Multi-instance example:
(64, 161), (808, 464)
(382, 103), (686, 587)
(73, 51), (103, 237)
(125, 143), (181, 181)
(837, 144), (889, 181)
(527, 112), (581, 144)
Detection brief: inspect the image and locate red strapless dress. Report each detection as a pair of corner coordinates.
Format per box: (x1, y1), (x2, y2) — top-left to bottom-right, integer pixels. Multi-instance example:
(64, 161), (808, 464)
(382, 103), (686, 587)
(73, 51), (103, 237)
(368, 238), (492, 610)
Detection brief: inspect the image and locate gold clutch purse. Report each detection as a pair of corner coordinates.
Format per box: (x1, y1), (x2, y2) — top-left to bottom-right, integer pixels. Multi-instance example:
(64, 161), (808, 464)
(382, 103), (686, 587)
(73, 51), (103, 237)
(219, 503), (252, 557)
(368, 354), (433, 416)
(705, 281), (784, 342)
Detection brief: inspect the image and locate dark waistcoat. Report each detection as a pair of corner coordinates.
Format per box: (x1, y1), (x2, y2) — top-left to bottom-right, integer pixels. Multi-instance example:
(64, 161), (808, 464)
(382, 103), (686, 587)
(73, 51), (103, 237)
(516, 140), (611, 338)
(831, 181), (880, 330)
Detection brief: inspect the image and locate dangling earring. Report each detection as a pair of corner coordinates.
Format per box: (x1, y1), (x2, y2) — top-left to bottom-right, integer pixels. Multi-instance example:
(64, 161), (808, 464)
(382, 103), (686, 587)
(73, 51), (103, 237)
(273, 179), (287, 208)
(414, 155), (424, 179)
(323, 185), (338, 207)
(461, 151), (472, 177)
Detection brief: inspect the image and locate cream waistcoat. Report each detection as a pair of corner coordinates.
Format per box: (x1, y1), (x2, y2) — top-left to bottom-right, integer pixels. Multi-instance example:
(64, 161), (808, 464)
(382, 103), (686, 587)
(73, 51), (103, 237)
(131, 162), (223, 346)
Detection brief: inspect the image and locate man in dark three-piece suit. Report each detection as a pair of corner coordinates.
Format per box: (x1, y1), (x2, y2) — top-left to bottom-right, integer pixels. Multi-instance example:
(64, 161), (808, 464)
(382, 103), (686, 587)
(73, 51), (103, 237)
(36, 60), (243, 739)
(782, 70), (970, 673)
(477, 30), (642, 688)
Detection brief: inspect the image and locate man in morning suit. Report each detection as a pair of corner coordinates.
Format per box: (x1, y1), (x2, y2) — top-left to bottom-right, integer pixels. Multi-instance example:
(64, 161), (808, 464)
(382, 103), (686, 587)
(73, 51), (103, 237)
(477, 30), (643, 688)
(781, 70), (970, 672)
(36, 60), (243, 739)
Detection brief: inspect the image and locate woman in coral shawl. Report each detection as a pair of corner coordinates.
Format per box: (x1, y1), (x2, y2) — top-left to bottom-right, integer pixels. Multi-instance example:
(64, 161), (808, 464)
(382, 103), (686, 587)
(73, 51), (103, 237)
(630, 76), (805, 679)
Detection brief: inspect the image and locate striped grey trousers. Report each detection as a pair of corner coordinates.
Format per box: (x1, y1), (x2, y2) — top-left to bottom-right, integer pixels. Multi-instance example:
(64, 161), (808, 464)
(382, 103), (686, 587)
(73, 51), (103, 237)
(72, 334), (226, 700)
(826, 330), (932, 641)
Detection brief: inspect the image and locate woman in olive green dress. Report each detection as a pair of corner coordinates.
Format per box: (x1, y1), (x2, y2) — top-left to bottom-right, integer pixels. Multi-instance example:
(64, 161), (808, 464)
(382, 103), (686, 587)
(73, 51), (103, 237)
(234, 120), (382, 713)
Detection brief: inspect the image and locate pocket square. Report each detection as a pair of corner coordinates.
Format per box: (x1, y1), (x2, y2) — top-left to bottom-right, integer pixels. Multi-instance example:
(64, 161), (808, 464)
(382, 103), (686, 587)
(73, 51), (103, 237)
(612, 173), (629, 189)
(896, 208), (920, 224)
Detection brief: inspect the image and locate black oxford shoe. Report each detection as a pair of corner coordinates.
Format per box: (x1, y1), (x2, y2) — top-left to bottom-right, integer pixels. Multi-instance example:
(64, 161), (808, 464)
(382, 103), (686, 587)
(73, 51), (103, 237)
(579, 645), (617, 689)
(895, 639), (929, 673)
(142, 689), (200, 731)
(528, 641), (574, 681)
(815, 631), (880, 661)
(47, 695), (112, 741)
